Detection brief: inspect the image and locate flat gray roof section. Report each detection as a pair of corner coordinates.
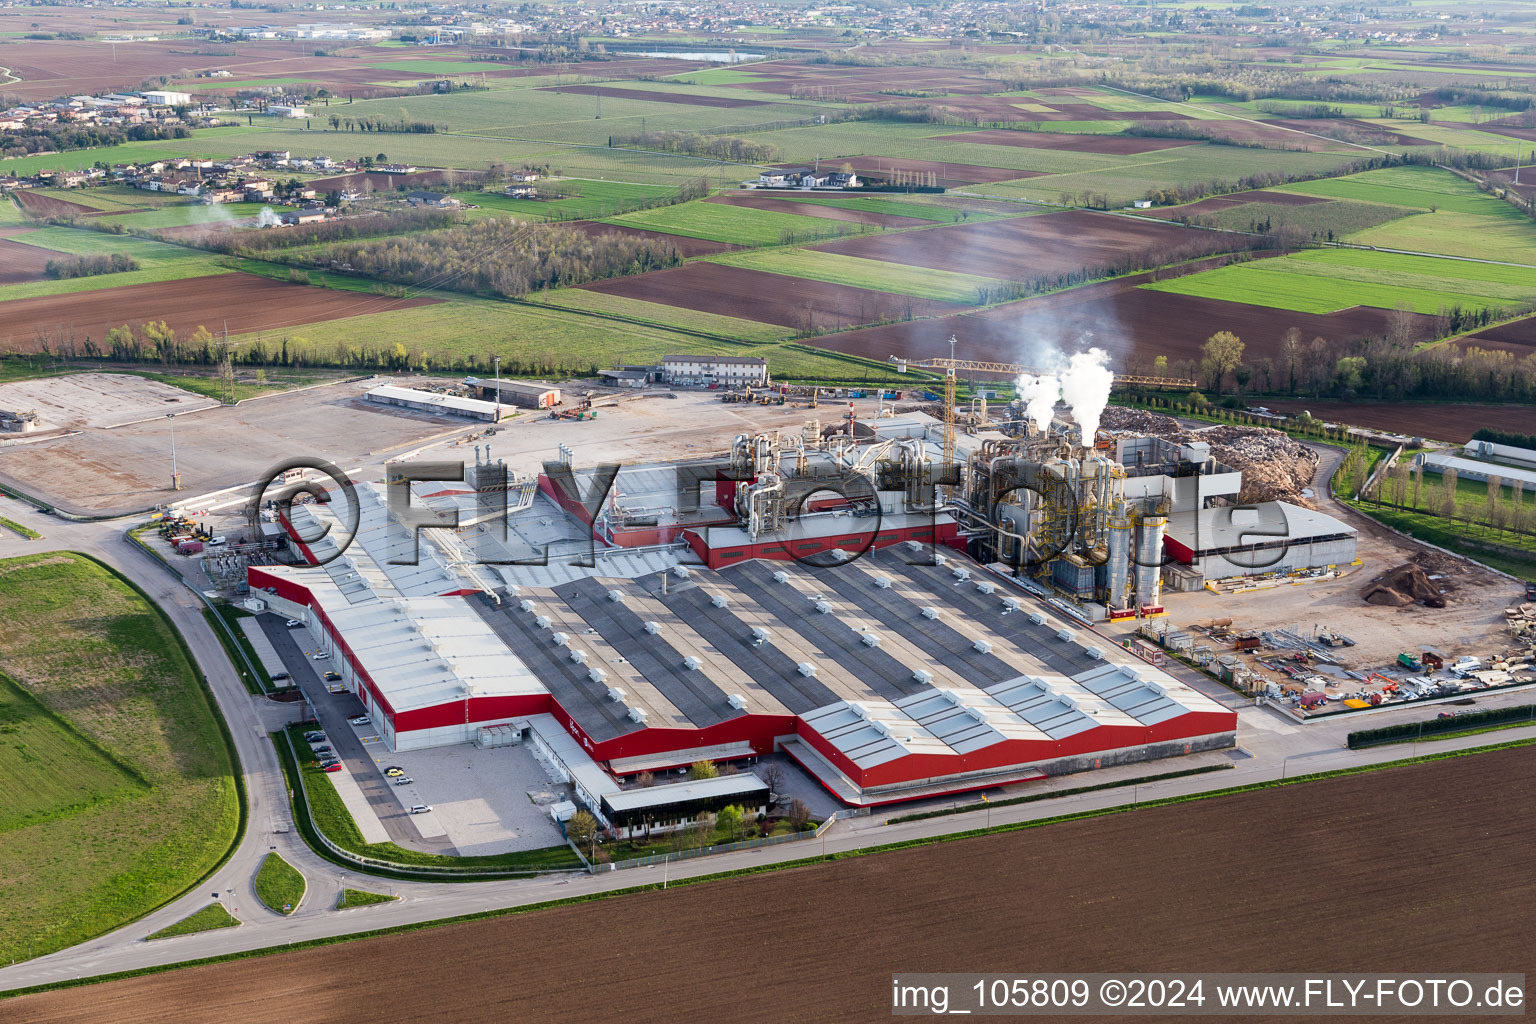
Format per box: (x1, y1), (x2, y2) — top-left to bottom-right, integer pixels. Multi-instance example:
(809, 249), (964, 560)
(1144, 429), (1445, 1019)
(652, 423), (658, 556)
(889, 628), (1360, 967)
(471, 593), (644, 744)
(722, 560), (926, 705)
(553, 576), (736, 730)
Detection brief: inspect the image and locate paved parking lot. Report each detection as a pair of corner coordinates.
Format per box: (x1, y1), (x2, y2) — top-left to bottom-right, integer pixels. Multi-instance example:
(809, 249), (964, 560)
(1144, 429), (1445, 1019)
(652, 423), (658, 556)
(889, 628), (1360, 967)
(379, 742), (570, 855)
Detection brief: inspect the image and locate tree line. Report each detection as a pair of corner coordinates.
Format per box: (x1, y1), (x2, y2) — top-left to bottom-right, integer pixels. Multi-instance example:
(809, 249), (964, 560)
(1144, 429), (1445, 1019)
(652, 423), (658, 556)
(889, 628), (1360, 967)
(44, 253), (139, 279)
(610, 130), (779, 164)
(299, 219), (683, 298)
(0, 123), (190, 160)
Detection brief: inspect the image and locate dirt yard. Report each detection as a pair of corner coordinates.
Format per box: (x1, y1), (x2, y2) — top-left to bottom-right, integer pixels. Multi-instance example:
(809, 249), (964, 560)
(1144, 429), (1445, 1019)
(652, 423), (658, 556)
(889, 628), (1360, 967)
(0, 273), (437, 346)
(0, 377), (461, 515)
(0, 238), (56, 285)
(579, 262), (967, 330)
(7, 746), (1531, 1023)
(1262, 400), (1536, 443)
(0, 373), (218, 430)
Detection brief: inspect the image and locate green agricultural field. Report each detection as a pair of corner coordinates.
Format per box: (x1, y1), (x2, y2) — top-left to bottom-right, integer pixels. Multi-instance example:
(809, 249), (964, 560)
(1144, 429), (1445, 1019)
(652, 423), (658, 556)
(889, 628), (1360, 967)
(1141, 249), (1536, 315)
(707, 248), (1008, 303)
(1178, 196), (1417, 240)
(1274, 165), (1510, 214)
(365, 59), (501, 74)
(456, 178), (676, 220)
(147, 902), (239, 939)
(108, 201), (272, 230)
(0, 228), (232, 302)
(529, 288), (794, 342)
(605, 200), (862, 245)
(0, 552), (239, 965)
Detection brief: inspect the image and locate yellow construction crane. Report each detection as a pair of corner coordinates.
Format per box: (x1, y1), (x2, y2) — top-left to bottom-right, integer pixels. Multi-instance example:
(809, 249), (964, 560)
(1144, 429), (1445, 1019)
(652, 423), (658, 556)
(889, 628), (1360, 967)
(888, 355), (1195, 391)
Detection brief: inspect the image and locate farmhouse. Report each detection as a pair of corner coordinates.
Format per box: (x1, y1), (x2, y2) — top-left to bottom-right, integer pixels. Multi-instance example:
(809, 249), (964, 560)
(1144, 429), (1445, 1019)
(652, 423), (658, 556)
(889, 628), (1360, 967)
(406, 191), (462, 209)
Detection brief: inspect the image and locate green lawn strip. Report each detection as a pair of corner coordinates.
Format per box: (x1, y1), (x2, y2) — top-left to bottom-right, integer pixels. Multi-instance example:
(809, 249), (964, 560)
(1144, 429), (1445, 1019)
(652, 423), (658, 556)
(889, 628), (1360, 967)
(605, 201), (862, 246)
(0, 552), (243, 965)
(753, 194), (969, 223)
(1347, 208), (1536, 264)
(6, 736), (1532, 1001)
(0, 515), (40, 539)
(254, 853), (306, 916)
(202, 603), (271, 696)
(0, 227), (232, 301)
(1349, 705), (1536, 749)
(133, 371), (272, 403)
(146, 903), (239, 940)
(454, 179), (675, 220)
(528, 288), (792, 341)
(277, 725), (582, 874)
(1282, 247), (1536, 289)
(705, 248), (1005, 303)
(336, 888), (399, 910)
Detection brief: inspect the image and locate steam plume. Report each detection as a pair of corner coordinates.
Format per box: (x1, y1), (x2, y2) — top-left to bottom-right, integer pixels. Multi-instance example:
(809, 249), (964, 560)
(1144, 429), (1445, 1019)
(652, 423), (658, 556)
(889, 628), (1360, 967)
(1015, 373), (1058, 433)
(1059, 347), (1114, 444)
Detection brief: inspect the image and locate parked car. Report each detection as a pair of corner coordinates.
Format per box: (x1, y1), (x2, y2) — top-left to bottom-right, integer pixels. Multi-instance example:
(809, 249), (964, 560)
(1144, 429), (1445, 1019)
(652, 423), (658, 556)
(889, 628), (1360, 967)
(385, 767), (405, 778)
(311, 651), (330, 661)
(271, 671), (290, 682)
(323, 671), (342, 682)
(322, 763), (343, 773)
(393, 777), (414, 786)
(409, 804), (432, 814)
(349, 715), (370, 726)
(312, 745), (332, 754)
(284, 619), (301, 627)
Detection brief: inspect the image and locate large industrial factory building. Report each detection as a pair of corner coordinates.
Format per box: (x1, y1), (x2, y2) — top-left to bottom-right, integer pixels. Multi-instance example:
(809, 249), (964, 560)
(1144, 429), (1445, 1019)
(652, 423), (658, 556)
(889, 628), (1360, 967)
(249, 409), (1353, 809)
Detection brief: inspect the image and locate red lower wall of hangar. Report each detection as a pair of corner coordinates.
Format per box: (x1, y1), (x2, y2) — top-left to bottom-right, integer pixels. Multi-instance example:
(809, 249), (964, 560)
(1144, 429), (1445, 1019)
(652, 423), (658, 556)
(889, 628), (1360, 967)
(247, 566), (1236, 800)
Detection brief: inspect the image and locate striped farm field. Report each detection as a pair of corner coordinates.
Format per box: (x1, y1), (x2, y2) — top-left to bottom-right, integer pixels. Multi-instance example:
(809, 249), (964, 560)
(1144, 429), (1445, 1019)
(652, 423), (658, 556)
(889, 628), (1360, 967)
(1140, 249), (1536, 315)
(604, 201), (864, 246)
(1272, 165), (1507, 214)
(706, 248), (1009, 303)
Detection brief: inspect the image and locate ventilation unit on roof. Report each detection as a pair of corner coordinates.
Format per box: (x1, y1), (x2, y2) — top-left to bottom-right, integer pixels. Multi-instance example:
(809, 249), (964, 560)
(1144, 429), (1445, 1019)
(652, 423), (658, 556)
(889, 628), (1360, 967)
(933, 553), (947, 566)
(874, 576), (892, 589)
(1029, 611), (1047, 625)
(552, 631), (569, 647)
(569, 649), (587, 665)
(727, 693), (747, 710)
(905, 540), (924, 552)
(1002, 597), (1020, 613)
(861, 631), (881, 648)
(869, 718), (891, 738)
(1117, 663), (1140, 679)
(682, 655), (702, 671)
(849, 701), (867, 720)
(711, 593), (729, 609)
(751, 626), (772, 646)
(606, 685), (626, 702)
(627, 706), (648, 724)
(966, 705), (989, 725)
(1086, 646), (1104, 660)
(976, 581), (995, 595)
(973, 639), (993, 655)
(912, 669), (933, 685)
(506, 584), (520, 597)
(535, 615), (551, 630)
(672, 566), (690, 579)
(921, 606), (940, 620)
(773, 570), (790, 584)
(797, 661), (818, 678)
(952, 567), (971, 581)
(588, 666), (606, 684)
(1056, 627), (1075, 642)
(815, 600), (832, 614)
(643, 621), (661, 635)
(519, 599), (535, 613)
(608, 589), (625, 603)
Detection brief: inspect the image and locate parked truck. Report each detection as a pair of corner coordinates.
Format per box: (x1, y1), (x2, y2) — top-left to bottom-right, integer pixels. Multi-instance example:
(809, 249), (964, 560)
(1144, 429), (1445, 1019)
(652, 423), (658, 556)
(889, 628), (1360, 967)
(1397, 652), (1424, 672)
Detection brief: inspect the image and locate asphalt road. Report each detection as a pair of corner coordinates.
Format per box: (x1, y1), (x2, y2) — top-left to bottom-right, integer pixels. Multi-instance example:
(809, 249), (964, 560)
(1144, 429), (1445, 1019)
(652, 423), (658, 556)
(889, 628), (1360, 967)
(1, 443), (1533, 992)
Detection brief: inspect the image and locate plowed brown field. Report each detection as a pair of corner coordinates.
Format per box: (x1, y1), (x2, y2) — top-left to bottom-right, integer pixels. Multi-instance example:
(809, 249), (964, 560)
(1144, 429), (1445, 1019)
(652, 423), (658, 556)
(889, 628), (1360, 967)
(1463, 313), (1536, 355)
(813, 210), (1243, 281)
(0, 238), (55, 285)
(6, 746), (1532, 1024)
(0, 273), (437, 343)
(580, 263), (966, 330)
(12, 192), (108, 219)
(806, 265), (1428, 368)
(1262, 401), (1536, 441)
(706, 193), (934, 228)
(564, 221), (740, 258)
